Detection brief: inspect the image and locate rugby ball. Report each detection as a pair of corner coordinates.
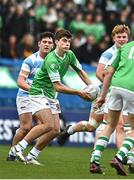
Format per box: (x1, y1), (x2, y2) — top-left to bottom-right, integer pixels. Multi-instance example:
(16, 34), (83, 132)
(83, 84), (100, 101)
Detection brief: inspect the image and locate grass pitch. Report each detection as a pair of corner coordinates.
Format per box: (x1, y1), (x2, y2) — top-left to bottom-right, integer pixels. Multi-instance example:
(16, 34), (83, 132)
(0, 145), (133, 179)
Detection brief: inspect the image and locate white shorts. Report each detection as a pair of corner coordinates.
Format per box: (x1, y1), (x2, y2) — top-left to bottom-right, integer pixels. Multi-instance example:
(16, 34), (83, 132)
(30, 95), (61, 115)
(108, 87), (134, 114)
(103, 92), (110, 114)
(90, 99), (104, 115)
(104, 91), (128, 115)
(16, 96), (32, 115)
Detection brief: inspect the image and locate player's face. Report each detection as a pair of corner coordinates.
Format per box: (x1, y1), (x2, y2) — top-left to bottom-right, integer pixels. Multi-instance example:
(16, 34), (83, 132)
(56, 37), (71, 53)
(38, 37), (54, 54)
(113, 32), (129, 48)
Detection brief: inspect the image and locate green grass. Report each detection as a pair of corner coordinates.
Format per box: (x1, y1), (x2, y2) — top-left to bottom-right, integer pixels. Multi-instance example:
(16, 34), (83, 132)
(0, 145), (133, 179)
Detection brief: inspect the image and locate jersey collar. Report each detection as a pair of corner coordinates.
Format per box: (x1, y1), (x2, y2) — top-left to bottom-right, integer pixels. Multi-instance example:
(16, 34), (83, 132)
(54, 50), (66, 60)
(37, 51), (44, 61)
(113, 44), (118, 50)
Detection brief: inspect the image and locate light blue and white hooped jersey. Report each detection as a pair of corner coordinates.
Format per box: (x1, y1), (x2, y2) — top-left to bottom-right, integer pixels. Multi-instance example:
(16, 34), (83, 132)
(96, 44), (118, 86)
(17, 51), (44, 97)
(99, 44), (118, 65)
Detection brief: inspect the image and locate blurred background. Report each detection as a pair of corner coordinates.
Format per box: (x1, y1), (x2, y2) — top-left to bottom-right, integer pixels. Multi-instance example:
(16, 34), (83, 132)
(0, 0), (134, 146)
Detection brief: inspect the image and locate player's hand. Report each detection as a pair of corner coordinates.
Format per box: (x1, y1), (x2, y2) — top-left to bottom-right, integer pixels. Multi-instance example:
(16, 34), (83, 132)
(78, 90), (92, 101)
(96, 96), (105, 108)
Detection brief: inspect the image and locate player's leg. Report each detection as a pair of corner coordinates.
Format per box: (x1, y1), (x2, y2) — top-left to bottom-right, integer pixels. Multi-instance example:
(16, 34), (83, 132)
(122, 114), (134, 173)
(115, 114), (125, 149)
(90, 88), (123, 173)
(110, 90), (134, 176)
(14, 96), (61, 162)
(25, 114), (60, 165)
(115, 111), (134, 172)
(90, 112), (107, 165)
(90, 95), (109, 162)
(15, 108), (54, 162)
(7, 97), (33, 161)
(111, 113), (134, 176)
(91, 91), (111, 151)
(58, 101), (104, 145)
(90, 109), (120, 173)
(7, 113), (33, 159)
(12, 113), (33, 145)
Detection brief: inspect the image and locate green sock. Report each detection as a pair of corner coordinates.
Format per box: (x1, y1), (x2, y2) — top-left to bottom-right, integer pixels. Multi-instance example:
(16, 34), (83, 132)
(91, 136), (109, 164)
(116, 137), (134, 161)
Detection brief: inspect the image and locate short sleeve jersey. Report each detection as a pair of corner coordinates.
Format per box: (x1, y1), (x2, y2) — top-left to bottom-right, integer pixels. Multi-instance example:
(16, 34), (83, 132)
(30, 50), (82, 99)
(111, 41), (134, 92)
(17, 51), (44, 97)
(96, 45), (117, 85)
(99, 45), (117, 65)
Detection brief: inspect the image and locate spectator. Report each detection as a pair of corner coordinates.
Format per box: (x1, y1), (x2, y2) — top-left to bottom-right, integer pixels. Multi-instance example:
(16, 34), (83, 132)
(75, 33), (99, 66)
(1, 34), (18, 59)
(9, 4), (28, 40)
(17, 34), (35, 59)
(0, 0), (134, 67)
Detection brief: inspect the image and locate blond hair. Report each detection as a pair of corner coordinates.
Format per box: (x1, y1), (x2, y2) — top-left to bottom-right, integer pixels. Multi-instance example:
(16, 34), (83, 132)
(112, 24), (130, 37)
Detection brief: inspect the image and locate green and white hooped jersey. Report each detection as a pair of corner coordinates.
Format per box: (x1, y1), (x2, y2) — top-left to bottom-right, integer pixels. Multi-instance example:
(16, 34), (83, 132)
(30, 50), (82, 99)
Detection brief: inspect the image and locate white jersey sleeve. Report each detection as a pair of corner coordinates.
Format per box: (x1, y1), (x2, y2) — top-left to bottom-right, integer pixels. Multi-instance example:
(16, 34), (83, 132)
(99, 45), (117, 66)
(17, 52), (44, 97)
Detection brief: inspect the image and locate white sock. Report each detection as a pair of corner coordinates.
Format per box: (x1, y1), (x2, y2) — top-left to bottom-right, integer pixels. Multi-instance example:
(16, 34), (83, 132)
(15, 139), (28, 151)
(9, 146), (16, 156)
(27, 147), (41, 159)
(67, 125), (75, 135)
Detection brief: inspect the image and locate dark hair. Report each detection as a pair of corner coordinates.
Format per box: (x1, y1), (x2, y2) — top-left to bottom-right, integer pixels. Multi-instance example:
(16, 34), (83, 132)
(55, 29), (72, 40)
(38, 32), (54, 41)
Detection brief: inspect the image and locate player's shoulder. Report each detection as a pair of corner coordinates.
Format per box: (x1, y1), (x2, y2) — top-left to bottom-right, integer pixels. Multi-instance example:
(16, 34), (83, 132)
(67, 49), (74, 55)
(68, 49), (73, 53)
(101, 45), (117, 58)
(103, 45), (116, 54)
(23, 52), (38, 64)
(66, 50), (76, 59)
(45, 50), (56, 64)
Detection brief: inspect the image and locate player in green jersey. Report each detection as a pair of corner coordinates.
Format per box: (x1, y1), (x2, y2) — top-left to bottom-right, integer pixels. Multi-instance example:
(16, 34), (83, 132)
(13, 29), (93, 164)
(91, 41), (134, 176)
(58, 25), (130, 148)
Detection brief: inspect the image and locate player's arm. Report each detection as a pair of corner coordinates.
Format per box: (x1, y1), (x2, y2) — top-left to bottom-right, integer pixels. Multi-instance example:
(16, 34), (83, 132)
(77, 69), (92, 85)
(53, 81), (92, 101)
(69, 51), (92, 85)
(100, 66), (115, 99)
(96, 63), (106, 82)
(17, 70), (30, 91)
(97, 66), (115, 107)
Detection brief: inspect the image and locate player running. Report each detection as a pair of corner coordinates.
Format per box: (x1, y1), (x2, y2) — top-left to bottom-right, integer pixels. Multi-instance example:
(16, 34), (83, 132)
(7, 32), (54, 164)
(58, 25), (130, 145)
(12, 29), (93, 164)
(91, 40), (134, 176)
(58, 25), (134, 172)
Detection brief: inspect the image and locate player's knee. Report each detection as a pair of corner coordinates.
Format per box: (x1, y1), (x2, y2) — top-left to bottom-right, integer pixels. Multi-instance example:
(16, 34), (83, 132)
(81, 120), (97, 132)
(88, 118), (99, 131)
(20, 125), (32, 135)
(52, 128), (60, 137)
(44, 119), (54, 131)
(46, 124), (54, 132)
